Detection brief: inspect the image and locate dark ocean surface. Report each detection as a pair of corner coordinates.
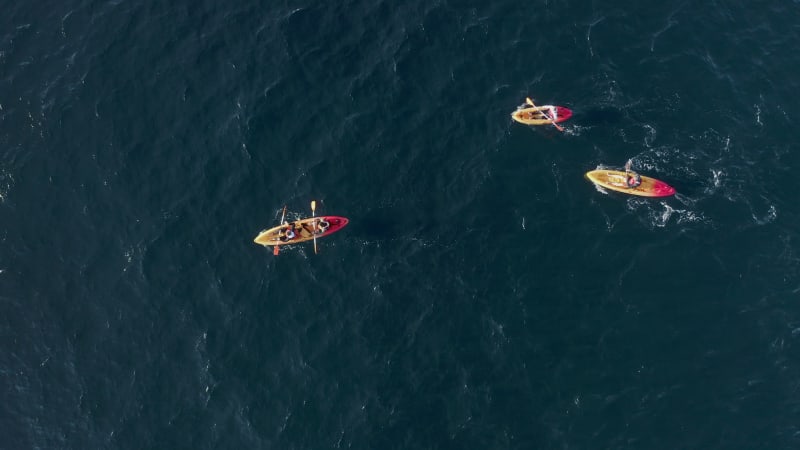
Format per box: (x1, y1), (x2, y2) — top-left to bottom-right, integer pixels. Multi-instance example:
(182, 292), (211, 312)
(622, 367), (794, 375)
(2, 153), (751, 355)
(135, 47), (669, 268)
(3, 0), (800, 448)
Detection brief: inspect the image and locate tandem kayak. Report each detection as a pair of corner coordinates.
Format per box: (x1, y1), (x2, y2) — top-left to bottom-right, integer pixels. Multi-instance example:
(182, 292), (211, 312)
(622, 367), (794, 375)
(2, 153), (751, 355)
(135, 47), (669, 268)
(254, 215), (349, 247)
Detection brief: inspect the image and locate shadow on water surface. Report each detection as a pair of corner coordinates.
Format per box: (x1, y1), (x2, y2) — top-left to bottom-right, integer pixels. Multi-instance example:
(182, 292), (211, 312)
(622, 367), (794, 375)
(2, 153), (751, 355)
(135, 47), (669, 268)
(575, 107), (625, 126)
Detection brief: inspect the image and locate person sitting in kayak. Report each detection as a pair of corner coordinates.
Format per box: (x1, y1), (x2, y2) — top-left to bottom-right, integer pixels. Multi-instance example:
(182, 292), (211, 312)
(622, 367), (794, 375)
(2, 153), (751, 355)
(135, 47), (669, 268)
(626, 172), (642, 188)
(525, 107), (557, 121)
(280, 224), (296, 241)
(624, 159), (642, 188)
(547, 106), (558, 121)
(316, 219), (330, 234)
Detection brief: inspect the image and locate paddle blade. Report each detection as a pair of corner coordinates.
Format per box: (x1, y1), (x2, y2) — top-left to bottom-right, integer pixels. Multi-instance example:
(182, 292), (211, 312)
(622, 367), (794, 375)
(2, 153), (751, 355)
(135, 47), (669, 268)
(311, 201), (317, 215)
(526, 97), (535, 106)
(273, 246), (280, 256)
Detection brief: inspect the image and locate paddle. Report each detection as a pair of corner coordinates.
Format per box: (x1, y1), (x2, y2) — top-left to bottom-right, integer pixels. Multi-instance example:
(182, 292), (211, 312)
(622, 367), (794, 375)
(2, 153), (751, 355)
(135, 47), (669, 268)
(273, 205), (287, 256)
(311, 200), (318, 254)
(526, 97), (564, 132)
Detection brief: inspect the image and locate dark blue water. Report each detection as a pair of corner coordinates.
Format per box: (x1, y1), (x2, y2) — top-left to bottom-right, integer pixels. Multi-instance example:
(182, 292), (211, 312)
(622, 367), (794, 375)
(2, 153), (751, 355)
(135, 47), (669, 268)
(3, 0), (800, 448)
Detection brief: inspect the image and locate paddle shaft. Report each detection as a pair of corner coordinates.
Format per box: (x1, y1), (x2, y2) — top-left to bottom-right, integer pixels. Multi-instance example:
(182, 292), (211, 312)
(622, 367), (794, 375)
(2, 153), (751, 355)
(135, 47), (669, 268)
(311, 201), (318, 254)
(274, 205), (288, 256)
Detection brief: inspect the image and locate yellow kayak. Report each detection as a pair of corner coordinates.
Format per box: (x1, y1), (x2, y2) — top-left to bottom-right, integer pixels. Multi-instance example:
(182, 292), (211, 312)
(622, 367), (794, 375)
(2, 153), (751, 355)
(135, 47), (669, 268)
(585, 170), (676, 197)
(254, 216), (349, 246)
(511, 105), (573, 125)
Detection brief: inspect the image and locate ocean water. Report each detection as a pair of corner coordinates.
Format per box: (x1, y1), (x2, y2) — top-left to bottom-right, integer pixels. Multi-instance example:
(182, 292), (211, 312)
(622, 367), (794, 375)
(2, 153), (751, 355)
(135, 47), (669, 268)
(2, 0), (800, 448)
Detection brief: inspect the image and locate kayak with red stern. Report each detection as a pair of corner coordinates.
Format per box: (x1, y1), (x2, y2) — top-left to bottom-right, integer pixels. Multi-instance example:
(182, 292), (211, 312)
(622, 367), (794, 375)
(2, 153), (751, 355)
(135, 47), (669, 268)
(254, 216), (349, 247)
(511, 105), (573, 125)
(585, 170), (676, 197)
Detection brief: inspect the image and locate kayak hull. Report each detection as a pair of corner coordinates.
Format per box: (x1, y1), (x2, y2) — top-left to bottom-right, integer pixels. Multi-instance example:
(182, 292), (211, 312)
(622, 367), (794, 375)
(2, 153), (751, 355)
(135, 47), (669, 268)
(254, 216), (349, 246)
(585, 170), (676, 197)
(512, 106), (572, 125)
